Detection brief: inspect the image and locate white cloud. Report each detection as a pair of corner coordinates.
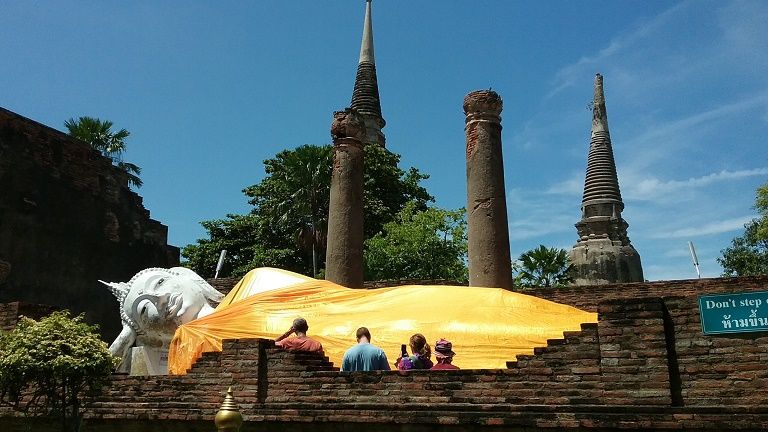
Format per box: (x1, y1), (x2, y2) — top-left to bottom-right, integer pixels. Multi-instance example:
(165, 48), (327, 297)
(662, 247), (696, 259)
(621, 168), (768, 201)
(545, 168), (768, 201)
(544, 173), (582, 196)
(718, 0), (768, 70)
(506, 188), (575, 242)
(547, 1), (691, 98)
(653, 215), (755, 239)
(621, 92), (768, 171)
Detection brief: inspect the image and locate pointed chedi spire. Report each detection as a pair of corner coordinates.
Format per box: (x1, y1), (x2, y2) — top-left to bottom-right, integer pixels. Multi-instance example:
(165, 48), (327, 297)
(569, 73), (644, 286)
(582, 73), (623, 210)
(351, 0), (386, 147)
(358, 0), (375, 64)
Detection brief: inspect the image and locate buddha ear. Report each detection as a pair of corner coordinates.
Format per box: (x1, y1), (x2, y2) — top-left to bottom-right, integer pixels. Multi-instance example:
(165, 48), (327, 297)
(100, 280), (129, 300)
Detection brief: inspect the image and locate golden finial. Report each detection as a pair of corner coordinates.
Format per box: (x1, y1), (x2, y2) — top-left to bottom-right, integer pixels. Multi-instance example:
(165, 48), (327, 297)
(214, 387), (243, 432)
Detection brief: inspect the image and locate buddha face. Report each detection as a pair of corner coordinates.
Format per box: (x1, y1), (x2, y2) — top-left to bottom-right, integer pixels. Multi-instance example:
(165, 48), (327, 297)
(105, 267), (223, 347)
(129, 271), (203, 326)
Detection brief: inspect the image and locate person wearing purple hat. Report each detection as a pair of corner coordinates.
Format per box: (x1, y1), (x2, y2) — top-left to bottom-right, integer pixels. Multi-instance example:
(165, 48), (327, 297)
(430, 338), (459, 370)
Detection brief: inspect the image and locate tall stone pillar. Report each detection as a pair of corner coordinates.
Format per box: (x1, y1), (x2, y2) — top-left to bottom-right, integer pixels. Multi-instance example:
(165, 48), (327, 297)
(325, 108), (366, 288)
(464, 90), (514, 290)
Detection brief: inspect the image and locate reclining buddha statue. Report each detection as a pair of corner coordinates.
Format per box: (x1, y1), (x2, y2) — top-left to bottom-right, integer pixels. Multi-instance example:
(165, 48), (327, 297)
(104, 266), (597, 375)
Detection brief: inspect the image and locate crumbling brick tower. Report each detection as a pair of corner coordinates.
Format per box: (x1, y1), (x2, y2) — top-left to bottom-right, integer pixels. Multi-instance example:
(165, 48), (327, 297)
(464, 90), (514, 290)
(325, 109), (366, 288)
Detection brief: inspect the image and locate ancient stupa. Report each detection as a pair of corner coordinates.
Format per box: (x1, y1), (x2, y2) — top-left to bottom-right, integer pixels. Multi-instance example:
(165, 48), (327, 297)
(569, 74), (643, 285)
(350, 0), (386, 147)
(325, 0), (386, 287)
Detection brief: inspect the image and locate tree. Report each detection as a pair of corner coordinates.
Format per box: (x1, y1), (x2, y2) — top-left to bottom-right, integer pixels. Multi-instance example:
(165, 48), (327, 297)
(718, 184), (768, 276)
(181, 213), (298, 279)
(0, 311), (118, 432)
(718, 221), (768, 276)
(183, 143), (433, 278)
(513, 245), (574, 288)
(248, 145), (332, 277)
(364, 202), (468, 282)
(757, 183), (768, 239)
(64, 116), (142, 188)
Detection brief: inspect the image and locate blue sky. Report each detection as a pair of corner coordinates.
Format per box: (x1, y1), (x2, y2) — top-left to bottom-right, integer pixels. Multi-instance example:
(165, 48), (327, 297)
(1, 1), (766, 281)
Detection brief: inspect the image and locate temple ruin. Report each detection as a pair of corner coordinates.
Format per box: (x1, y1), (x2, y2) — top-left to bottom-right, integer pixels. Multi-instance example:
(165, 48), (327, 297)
(325, 109), (367, 288)
(350, 0), (386, 148)
(0, 2), (764, 431)
(569, 74), (644, 285)
(0, 108), (179, 341)
(464, 90), (514, 290)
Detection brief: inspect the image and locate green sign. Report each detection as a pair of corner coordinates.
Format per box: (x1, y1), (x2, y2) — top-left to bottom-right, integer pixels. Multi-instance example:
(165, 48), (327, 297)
(698, 291), (768, 335)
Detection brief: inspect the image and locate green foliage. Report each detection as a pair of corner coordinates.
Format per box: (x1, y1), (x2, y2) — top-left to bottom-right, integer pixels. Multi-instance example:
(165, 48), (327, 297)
(362, 144), (432, 238)
(245, 145), (332, 277)
(183, 143), (433, 278)
(364, 202), (468, 282)
(755, 183), (768, 240)
(513, 245), (574, 288)
(0, 311), (118, 431)
(64, 116), (142, 188)
(718, 183), (768, 277)
(718, 220), (768, 276)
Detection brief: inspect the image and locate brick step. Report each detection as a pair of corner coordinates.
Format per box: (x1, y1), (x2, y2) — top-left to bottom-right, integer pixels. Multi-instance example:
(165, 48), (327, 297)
(507, 322), (598, 369)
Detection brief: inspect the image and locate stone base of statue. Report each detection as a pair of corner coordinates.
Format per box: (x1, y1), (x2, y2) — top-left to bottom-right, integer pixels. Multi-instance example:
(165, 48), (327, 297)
(130, 346), (169, 376)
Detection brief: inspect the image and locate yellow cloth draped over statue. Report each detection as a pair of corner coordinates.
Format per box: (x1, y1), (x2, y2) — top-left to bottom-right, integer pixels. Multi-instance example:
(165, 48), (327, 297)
(168, 268), (597, 374)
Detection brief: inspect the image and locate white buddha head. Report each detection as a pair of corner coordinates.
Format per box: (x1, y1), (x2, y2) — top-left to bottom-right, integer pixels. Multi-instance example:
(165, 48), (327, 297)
(102, 267), (224, 356)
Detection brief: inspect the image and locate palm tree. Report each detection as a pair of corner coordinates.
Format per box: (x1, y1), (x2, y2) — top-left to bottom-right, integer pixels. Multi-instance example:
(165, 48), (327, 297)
(514, 245), (574, 288)
(268, 145), (333, 277)
(64, 116), (142, 188)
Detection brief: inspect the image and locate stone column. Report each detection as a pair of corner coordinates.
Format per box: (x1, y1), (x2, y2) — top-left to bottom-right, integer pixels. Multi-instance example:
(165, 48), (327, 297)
(464, 90), (513, 289)
(325, 108), (366, 288)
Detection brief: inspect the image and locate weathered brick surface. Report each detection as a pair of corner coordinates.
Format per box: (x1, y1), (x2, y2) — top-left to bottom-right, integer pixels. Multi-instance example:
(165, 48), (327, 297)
(0, 301), (20, 331)
(4, 278), (768, 429)
(531, 276), (768, 408)
(666, 295), (768, 406)
(597, 298), (671, 406)
(527, 276), (768, 312)
(0, 107), (179, 341)
(0, 301), (59, 331)
(207, 277), (241, 296)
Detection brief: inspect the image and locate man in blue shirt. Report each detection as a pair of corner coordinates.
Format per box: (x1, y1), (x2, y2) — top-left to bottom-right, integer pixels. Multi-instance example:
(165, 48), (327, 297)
(341, 327), (391, 371)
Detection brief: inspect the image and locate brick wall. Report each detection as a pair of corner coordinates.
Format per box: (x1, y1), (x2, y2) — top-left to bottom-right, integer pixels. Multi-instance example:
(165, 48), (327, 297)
(0, 107), (179, 340)
(207, 277), (241, 296)
(525, 276), (768, 312)
(0, 302), (19, 331)
(0, 301), (59, 332)
(528, 276), (768, 408)
(4, 277), (768, 429)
